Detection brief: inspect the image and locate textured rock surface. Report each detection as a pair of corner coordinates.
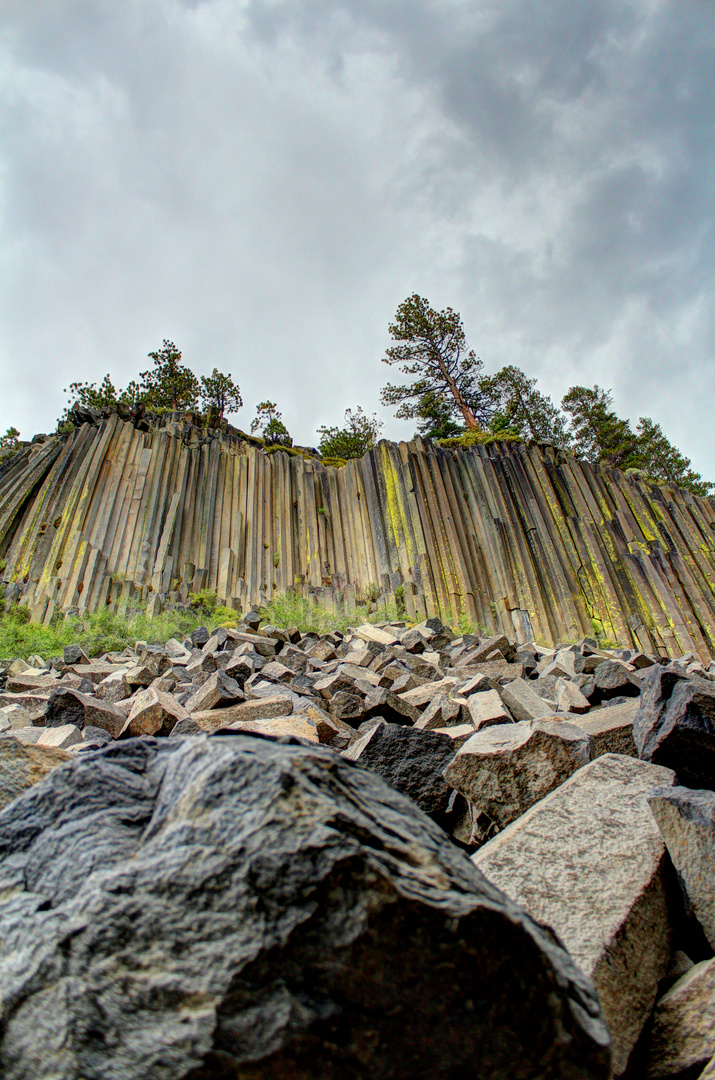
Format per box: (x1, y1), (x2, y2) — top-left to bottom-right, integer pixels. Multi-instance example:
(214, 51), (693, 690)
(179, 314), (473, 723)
(0, 734), (611, 1080)
(648, 786), (715, 950)
(646, 958), (715, 1078)
(0, 738), (71, 810)
(342, 721), (457, 818)
(473, 754), (677, 1075)
(444, 719), (592, 828)
(575, 700), (639, 757)
(634, 667), (715, 787)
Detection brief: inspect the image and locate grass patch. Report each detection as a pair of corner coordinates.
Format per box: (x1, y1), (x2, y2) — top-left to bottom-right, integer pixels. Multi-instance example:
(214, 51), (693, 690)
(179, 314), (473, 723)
(259, 591), (404, 636)
(0, 606), (207, 662)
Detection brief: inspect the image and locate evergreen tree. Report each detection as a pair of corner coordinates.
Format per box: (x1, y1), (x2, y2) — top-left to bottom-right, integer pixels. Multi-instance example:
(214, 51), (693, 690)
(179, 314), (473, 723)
(481, 365), (569, 446)
(0, 427), (20, 452)
(633, 417), (712, 496)
(200, 369), (243, 418)
(139, 341), (199, 410)
(561, 386), (638, 468)
(250, 401), (292, 447)
(317, 407), (383, 459)
(380, 294), (491, 430)
(414, 391), (466, 439)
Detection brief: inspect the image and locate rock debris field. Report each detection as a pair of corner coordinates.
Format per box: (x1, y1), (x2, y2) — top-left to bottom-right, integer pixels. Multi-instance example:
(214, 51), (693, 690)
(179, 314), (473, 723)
(1, 615), (715, 1078)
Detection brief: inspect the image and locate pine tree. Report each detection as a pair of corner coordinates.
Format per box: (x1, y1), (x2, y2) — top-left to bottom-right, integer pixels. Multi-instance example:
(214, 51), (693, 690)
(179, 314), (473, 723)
(561, 386), (638, 468)
(380, 295), (491, 430)
(250, 401), (292, 447)
(200, 369), (243, 418)
(139, 341), (199, 410)
(633, 417), (712, 496)
(481, 366), (569, 445)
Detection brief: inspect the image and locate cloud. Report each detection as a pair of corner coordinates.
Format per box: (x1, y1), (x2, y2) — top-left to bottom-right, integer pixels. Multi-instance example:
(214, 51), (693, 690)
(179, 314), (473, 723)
(0, 0), (713, 477)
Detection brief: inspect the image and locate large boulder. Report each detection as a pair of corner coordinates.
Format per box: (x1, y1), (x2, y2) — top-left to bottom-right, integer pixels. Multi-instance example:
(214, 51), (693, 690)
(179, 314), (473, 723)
(0, 734), (611, 1080)
(473, 754), (677, 1075)
(444, 719), (592, 829)
(648, 786), (715, 950)
(634, 667), (715, 788)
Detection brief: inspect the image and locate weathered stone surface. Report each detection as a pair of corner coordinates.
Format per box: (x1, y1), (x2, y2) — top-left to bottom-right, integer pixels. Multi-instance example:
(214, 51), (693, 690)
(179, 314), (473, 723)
(121, 688), (190, 737)
(635, 669), (715, 788)
(44, 687), (88, 729)
(646, 958), (715, 1078)
(0, 738), (71, 810)
(94, 669), (131, 703)
(465, 688), (513, 729)
(224, 715), (321, 743)
(398, 676), (458, 708)
(81, 696), (127, 739)
(63, 643), (89, 665)
(0, 704), (32, 729)
(0, 734), (611, 1079)
(343, 722), (457, 819)
(168, 716), (204, 738)
(591, 660), (641, 703)
(473, 754), (677, 1075)
(500, 678), (557, 722)
(0, 726), (44, 745)
(362, 686), (421, 727)
(191, 694), (294, 729)
(37, 724), (83, 749)
(574, 699), (639, 757)
(183, 670), (245, 714)
(556, 678), (591, 714)
(648, 786), (715, 950)
(354, 622), (399, 646)
(445, 719), (592, 829)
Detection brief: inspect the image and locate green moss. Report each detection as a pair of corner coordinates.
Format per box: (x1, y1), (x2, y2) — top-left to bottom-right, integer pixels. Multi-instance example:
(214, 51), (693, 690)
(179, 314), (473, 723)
(436, 432), (522, 449)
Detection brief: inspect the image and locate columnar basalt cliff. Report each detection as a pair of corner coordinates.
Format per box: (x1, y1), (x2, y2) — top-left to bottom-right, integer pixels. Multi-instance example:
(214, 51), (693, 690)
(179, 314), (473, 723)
(1, 411), (715, 659)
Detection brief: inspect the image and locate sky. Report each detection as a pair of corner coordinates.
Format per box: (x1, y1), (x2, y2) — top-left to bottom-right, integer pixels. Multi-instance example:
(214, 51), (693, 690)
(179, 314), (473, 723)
(1, 0), (713, 474)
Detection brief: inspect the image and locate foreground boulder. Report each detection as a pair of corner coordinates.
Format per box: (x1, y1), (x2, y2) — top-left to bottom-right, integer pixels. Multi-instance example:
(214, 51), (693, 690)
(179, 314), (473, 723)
(0, 734), (611, 1079)
(473, 754), (676, 1075)
(646, 957), (715, 1078)
(0, 738), (71, 810)
(648, 786), (715, 950)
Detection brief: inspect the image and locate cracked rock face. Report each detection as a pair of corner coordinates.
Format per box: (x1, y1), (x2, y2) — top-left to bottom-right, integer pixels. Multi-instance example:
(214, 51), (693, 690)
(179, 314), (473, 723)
(0, 733), (610, 1080)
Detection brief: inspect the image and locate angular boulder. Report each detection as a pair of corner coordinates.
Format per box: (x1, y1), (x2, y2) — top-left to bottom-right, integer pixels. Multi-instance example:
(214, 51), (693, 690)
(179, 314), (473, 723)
(444, 719), (592, 829)
(0, 735), (611, 1079)
(0, 738), (71, 810)
(634, 668), (715, 788)
(342, 721), (457, 820)
(646, 958), (715, 1079)
(648, 785), (715, 950)
(473, 754), (677, 1075)
(499, 678), (556, 722)
(574, 699), (639, 758)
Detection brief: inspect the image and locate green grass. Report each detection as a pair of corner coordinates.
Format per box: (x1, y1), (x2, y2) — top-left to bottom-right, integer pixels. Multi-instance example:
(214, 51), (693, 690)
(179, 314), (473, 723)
(258, 592), (404, 636)
(0, 606), (207, 662)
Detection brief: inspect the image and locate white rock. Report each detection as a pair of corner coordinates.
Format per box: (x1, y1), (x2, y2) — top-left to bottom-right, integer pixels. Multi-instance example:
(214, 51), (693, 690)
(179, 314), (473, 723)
(473, 754), (676, 1074)
(0, 703), (33, 729)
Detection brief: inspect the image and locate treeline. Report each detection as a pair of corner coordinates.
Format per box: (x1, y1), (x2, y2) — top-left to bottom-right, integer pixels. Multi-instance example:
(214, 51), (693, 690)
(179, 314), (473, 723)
(5, 298), (709, 496)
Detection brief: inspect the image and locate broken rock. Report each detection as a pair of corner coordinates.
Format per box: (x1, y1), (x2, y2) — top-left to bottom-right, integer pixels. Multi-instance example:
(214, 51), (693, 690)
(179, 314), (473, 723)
(473, 754), (677, 1075)
(444, 719), (592, 829)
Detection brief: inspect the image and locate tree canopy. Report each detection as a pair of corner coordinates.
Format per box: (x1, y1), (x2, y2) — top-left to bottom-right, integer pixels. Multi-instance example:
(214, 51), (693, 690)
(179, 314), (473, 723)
(317, 407), (383, 459)
(481, 366), (569, 446)
(380, 294), (490, 431)
(200, 369), (242, 418)
(139, 341), (200, 411)
(250, 401), (293, 447)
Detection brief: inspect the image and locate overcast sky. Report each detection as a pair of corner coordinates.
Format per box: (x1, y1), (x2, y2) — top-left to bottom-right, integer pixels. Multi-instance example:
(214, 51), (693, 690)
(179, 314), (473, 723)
(1, 0), (713, 474)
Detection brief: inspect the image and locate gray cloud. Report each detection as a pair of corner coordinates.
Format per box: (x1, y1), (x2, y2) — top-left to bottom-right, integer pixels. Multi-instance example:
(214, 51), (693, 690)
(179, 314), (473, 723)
(1, 0), (713, 475)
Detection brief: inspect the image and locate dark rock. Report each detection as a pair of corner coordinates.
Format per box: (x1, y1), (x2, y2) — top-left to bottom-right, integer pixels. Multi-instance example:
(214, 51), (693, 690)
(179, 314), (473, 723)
(62, 643), (89, 666)
(169, 716), (204, 738)
(44, 688), (86, 730)
(635, 669), (715, 788)
(242, 609), (261, 630)
(591, 660), (641, 703)
(191, 626), (210, 647)
(0, 735), (610, 1079)
(329, 690), (365, 722)
(343, 721), (457, 821)
(363, 686), (420, 726)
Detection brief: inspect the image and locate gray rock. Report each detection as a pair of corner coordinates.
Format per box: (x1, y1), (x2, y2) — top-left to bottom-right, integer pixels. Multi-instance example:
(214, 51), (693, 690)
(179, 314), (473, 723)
(499, 678), (557, 722)
(465, 688), (513, 730)
(635, 667), (715, 788)
(574, 699), (639, 757)
(444, 719), (592, 829)
(648, 786), (715, 950)
(168, 716), (204, 738)
(592, 660), (641, 703)
(37, 724), (83, 749)
(0, 735), (611, 1078)
(183, 670), (245, 714)
(473, 754), (677, 1075)
(646, 958), (715, 1078)
(44, 687), (87, 729)
(362, 686), (421, 726)
(62, 644), (89, 666)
